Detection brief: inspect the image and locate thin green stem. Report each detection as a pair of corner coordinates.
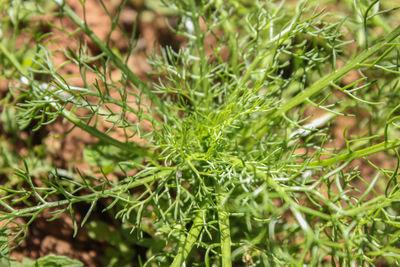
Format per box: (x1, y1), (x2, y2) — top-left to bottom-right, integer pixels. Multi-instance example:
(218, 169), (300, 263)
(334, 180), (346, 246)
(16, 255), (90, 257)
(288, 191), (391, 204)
(53, 1), (166, 114)
(188, 0), (209, 95)
(0, 174), (160, 219)
(215, 1), (238, 75)
(237, 0), (306, 91)
(310, 139), (400, 167)
(58, 104), (153, 156)
(0, 42), (26, 76)
(277, 24), (400, 114)
(0, 43), (153, 157)
(69, 87), (162, 127)
(342, 0), (393, 34)
(250, 24), (400, 140)
(216, 189), (232, 267)
(170, 210), (204, 267)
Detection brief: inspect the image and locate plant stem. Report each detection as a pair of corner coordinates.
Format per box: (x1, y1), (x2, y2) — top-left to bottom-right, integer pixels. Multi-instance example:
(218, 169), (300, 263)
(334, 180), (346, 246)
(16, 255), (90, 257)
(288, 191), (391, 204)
(68, 86), (162, 127)
(56, 103), (152, 156)
(170, 210), (204, 267)
(277, 27), (400, 117)
(250, 24), (400, 140)
(0, 43), (153, 156)
(188, 0), (209, 96)
(0, 174), (160, 219)
(53, 1), (167, 114)
(0, 43), (26, 76)
(310, 139), (400, 167)
(216, 189), (232, 267)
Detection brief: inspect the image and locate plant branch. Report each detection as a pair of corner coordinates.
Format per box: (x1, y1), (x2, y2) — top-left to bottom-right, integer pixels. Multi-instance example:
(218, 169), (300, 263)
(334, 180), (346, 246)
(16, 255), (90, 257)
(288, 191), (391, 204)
(170, 209), (204, 267)
(0, 43), (153, 156)
(310, 139), (400, 167)
(277, 24), (400, 116)
(250, 24), (400, 140)
(0, 174), (159, 220)
(216, 189), (232, 267)
(52, 0), (167, 114)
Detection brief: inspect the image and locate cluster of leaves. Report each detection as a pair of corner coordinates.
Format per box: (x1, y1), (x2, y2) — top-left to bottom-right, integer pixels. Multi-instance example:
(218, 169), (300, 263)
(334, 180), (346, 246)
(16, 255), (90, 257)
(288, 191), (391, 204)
(2, 0), (400, 266)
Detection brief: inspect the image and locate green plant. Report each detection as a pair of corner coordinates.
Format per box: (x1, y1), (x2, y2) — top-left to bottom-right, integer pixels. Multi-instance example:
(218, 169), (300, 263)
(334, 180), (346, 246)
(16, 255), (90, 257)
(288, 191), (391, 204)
(2, 0), (400, 266)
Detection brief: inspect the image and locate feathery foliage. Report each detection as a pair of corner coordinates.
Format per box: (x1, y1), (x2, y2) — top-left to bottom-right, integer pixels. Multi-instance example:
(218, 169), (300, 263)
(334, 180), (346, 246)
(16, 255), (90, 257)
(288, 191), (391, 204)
(1, 0), (400, 266)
